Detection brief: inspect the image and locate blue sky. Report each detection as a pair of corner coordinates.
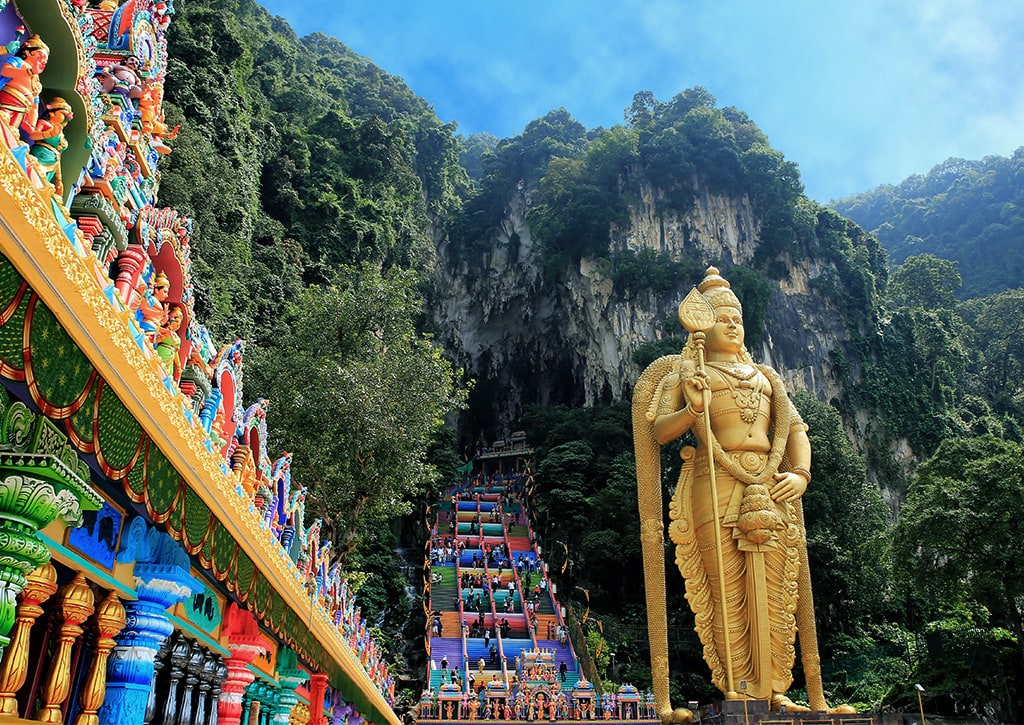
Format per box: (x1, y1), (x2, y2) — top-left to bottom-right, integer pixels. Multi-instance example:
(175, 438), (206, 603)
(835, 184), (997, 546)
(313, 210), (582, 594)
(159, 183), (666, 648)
(255, 0), (1024, 203)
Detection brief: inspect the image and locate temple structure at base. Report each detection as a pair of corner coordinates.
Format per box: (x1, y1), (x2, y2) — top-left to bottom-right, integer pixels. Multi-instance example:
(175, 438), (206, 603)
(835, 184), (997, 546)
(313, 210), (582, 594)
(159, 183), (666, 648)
(0, 2), (396, 725)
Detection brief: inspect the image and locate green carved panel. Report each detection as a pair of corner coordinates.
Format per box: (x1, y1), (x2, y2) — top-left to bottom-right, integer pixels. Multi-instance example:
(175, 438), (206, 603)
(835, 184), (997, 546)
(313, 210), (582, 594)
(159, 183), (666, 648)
(270, 592), (285, 634)
(0, 294), (28, 376)
(144, 444), (179, 519)
(64, 378), (98, 448)
(95, 383), (144, 475)
(0, 255), (23, 305)
(124, 444), (146, 499)
(253, 571), (271, 616)
(26, 301), (95, 414)
(211, 522), (234, 578)
(182, 485), (211, 551)
(234, 547), (254, 599)
(283, 606), (296, 645)
(200, 529), (214, 565)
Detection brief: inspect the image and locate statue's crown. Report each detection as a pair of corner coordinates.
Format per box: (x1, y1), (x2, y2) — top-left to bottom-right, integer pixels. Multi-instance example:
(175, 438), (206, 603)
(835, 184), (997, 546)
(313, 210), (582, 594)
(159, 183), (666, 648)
(21, 35), (49, 54)
(698, 266), (741, 310)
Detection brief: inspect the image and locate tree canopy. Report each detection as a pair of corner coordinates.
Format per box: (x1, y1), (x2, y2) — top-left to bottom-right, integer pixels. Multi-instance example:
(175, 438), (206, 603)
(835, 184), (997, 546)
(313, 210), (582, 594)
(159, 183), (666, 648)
(832, 149), (1024, 298)
(248, 264), (467, 563)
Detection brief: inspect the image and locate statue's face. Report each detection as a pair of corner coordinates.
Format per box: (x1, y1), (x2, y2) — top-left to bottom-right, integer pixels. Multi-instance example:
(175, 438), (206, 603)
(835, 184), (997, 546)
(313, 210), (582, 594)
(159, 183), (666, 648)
(706, 305), (744, 355)
(24, 47), (49, 74)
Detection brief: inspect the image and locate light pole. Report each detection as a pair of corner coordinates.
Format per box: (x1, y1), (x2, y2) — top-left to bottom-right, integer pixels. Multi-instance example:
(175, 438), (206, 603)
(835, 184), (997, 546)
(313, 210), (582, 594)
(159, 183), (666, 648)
(914, 683), (926, 725)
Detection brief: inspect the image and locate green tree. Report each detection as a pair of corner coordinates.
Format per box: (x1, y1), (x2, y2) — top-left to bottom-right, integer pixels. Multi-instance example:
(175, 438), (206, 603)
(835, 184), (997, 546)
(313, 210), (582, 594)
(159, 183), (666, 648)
(249, 264), (467, 563)
(961, 289), (1024, 414)
(793, 393), (894, 637)
(893, 436), (1024, 717)
(888, 254), (962, 311)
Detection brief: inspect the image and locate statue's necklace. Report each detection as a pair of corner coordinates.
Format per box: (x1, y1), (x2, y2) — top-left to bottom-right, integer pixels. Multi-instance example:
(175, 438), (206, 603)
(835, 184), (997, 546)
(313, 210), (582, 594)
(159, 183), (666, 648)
(707, 361), (762, 423)
(706, 360), (756, 381)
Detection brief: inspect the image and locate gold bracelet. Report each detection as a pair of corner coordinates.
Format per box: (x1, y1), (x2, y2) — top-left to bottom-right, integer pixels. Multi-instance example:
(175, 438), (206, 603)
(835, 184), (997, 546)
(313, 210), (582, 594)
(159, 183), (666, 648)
(790, 466), (811, 484)
(684, 403), (703, 416)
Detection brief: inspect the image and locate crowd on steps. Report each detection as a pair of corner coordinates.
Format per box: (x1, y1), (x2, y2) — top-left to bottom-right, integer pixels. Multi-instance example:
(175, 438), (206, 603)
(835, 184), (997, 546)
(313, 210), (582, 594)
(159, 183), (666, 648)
(420, 452), (656, 722)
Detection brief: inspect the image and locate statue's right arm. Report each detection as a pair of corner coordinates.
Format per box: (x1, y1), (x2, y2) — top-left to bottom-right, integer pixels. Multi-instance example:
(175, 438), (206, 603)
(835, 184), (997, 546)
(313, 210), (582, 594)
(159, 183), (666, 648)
(652, 372), (699, 444)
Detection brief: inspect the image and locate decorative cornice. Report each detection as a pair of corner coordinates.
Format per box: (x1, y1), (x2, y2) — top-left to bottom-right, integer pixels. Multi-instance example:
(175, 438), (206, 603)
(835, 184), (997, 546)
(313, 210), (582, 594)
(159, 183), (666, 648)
(0, 150), (397, 725)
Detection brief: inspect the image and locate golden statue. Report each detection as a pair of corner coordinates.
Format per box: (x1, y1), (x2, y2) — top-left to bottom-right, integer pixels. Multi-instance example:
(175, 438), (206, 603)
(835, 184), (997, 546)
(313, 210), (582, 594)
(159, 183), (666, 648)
(633, 267), (853, 718)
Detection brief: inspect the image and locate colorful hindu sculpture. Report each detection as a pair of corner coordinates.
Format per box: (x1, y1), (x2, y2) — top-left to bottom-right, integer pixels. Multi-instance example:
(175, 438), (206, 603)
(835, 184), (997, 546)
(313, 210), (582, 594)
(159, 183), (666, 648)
(0, 33), (48, 149)
(634, 267), (855, 717)
(26, 96), (72, 195)
(97, 54), (144, 100)
(137, 270), (171, 338)
(0, 1), (397, 724)
(154, 301), (184, 381)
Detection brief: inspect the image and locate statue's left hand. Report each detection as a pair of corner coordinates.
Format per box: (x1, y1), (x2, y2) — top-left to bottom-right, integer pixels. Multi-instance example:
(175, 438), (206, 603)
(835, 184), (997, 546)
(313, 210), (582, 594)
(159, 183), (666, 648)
(770, 471), (808, 502)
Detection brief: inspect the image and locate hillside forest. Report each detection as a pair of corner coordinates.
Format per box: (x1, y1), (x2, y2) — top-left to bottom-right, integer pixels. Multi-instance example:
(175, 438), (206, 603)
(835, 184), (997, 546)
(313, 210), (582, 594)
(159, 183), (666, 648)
(159, 0), (1024, 719)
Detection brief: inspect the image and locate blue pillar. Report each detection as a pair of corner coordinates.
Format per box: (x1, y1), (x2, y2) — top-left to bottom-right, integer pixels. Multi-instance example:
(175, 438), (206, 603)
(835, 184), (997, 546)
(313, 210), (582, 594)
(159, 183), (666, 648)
(98, 518), (202, 725)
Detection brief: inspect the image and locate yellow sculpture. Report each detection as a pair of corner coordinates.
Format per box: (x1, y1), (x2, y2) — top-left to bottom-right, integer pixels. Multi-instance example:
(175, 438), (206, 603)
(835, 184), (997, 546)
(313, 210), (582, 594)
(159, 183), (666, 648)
(633, 267), (853, 718)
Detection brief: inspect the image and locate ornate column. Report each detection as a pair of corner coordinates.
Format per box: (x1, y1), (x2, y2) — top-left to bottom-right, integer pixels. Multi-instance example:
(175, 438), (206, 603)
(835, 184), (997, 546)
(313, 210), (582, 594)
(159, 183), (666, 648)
(0, 448), (102, 647)
(98, 518), (202, 725)
(195, 650), (217, 725)
(307, 674), (328, 725)
(74, 591), (127, 725)
(247, 682), (274, 725)
(174, 639), (203, 725)
(218, 604), (268, 725)
(272, 649), (309, 725)
(158, 633), (191, 725)
(36, 572), (96, 723)
(113, 244), (147, 303)
(142, 639), (171, 725)
(209, 657), (228, 725)
(0, 562), (58, 715)
(240, 686), (254, 725)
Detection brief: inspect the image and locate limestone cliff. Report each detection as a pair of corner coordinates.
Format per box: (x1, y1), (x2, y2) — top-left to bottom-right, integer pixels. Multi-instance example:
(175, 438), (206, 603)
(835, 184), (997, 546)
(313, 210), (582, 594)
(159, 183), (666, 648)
(432, 178), (864, 437)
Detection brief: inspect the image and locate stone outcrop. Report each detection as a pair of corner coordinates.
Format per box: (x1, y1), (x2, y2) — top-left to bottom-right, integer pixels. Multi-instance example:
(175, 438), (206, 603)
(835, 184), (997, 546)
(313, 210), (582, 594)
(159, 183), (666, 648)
(432, 178), (857, 433)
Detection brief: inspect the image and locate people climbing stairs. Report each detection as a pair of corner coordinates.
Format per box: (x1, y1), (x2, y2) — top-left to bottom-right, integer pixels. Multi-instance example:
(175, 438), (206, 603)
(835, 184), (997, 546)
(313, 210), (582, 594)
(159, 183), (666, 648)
(421, 436), (656, 721)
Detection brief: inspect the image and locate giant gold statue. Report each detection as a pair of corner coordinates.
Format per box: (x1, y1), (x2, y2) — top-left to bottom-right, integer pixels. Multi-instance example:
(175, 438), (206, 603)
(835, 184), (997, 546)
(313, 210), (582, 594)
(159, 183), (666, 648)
(633, 267), (853, 719)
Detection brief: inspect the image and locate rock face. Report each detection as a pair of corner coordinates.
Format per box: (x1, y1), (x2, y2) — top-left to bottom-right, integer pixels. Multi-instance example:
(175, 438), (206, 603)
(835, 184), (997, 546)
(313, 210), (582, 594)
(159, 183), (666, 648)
(432, 180), (856, 435)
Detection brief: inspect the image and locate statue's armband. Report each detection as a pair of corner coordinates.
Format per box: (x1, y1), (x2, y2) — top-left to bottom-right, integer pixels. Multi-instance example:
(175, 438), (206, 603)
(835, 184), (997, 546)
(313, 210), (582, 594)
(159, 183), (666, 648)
(788, 400), (809, 433)
(655, 373), (684, 418)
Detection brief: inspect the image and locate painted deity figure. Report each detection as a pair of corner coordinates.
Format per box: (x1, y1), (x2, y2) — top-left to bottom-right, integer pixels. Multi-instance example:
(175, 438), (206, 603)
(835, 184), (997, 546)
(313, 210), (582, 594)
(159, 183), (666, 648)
(138, 271), (171, 339)
(0, 34), (51, 152)
(27, 96), (73, 195)
(98, 55), (144, 100)
(635, 267), (854, 717)
(154, 302), (183, 381)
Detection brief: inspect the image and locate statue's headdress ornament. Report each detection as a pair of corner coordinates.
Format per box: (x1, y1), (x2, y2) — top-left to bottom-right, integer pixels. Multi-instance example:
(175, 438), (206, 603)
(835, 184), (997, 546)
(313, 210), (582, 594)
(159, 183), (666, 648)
(45, 97), (73, 115)
(698, 266), (741, 311)
(20, 35), (49, 55)
(153, 271), (171, 289)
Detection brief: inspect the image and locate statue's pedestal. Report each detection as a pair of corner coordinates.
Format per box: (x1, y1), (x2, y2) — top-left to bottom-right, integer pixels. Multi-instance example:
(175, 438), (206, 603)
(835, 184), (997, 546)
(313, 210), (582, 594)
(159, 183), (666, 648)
(705, 699), (875, 725)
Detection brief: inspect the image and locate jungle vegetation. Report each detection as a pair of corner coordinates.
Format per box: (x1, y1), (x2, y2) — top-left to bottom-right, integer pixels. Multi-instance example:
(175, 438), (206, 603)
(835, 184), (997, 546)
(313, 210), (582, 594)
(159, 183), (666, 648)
(832, 150), (1024, 297)
(161, 0), (1024, 717)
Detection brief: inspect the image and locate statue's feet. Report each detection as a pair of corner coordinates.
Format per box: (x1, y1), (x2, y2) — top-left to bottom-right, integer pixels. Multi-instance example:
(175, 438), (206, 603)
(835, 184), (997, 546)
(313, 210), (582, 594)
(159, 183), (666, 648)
(659, 707), (694, 724)
(771, 694), (811, 712)
(830, 704), (857, 714)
